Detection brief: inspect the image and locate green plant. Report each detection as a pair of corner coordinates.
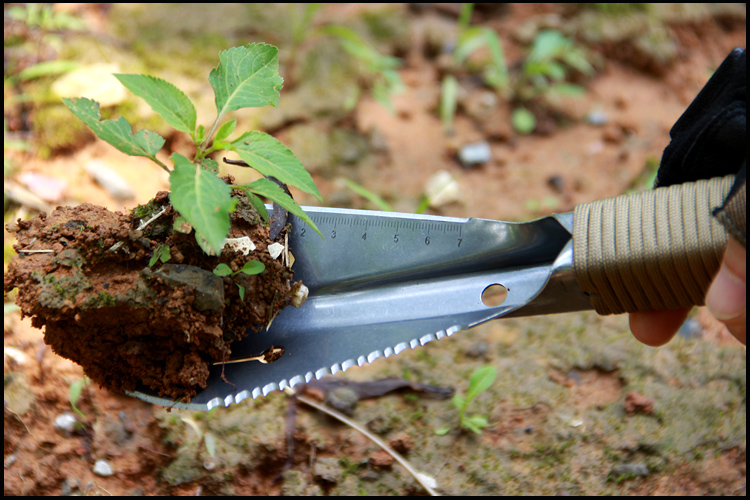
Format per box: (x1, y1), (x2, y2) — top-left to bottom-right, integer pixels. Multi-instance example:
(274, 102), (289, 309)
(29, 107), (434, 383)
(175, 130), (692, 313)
(148, 244), (171, 267)
(212, 261), (265, 301)
(342, 178), (393, 212)
(436, 364), (497, 435)
(6, 3), (85, 33)
(441, 10), (594, 136)
(69, 376), (88, 419)
(440, 4), (509, 134)
(516, 30), (594, 102)
(62, 43), (322, 257)
(318, 25), (404, 112)
(509, 30), (594, 134)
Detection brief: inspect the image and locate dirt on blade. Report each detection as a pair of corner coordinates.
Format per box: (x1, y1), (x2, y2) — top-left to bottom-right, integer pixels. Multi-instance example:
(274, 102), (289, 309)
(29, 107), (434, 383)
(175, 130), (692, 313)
(3, 186), (305, 402)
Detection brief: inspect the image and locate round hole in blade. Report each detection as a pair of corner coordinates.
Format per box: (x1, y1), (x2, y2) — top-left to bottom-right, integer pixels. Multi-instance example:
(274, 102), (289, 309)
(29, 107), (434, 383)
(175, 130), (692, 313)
(481, 284), (508, 307)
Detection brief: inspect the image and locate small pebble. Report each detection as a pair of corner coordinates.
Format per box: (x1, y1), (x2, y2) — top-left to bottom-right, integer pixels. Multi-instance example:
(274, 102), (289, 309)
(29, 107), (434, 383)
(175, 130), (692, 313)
(326, 387), (359, 416)
(53, 413), (78, 435)
(60, 478), (80, 496)
(465, 341), (489, 358)
(585, 110), (609, 126)
(458, 141), (492, 167)
(268, 242), (285, 259)
(4, 454), (18, 469)
(611, 463), (650, 478)
(92, 459), (114, 477)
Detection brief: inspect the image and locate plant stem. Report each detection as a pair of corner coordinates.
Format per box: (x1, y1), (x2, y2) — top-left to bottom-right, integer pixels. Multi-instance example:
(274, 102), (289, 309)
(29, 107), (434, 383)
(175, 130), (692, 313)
(199, 116), (223, 154)
(151, 156), (171, 173)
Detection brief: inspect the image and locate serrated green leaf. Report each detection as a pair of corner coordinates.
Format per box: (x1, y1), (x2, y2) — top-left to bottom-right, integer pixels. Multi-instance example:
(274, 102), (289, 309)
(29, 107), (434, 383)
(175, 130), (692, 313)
(114, 74), (196, 134)
(209, 43), (283, 119)
(230, 131), (321, 201)
(243, 178), (323, 238)
(62, 97), (165, 158)
(134, 129), (166, 155)
(240, 260), (265, 275)
(213, 119), (237, 146)
(169, 153), (235, 255)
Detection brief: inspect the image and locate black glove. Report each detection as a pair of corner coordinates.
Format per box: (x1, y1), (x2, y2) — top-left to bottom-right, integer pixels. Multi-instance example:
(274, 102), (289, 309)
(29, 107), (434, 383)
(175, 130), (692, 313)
(657, 47), (745, 187)
(657, 48), (746, 247)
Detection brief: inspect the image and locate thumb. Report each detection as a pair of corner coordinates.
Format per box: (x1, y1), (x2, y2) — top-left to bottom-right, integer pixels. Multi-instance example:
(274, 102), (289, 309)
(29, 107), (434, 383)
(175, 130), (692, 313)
(706, 237), (746, 344)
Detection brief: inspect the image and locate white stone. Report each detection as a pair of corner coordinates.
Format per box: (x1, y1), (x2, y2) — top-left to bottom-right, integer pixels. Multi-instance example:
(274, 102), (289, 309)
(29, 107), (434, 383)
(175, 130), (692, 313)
(93, 459), (114, 477)
(425, 170), (461, 208)
(268, 242), (285, 259)
(225, 236), (256, 256)
(53, 413), (78, 434)
(291, 284), (309, 308)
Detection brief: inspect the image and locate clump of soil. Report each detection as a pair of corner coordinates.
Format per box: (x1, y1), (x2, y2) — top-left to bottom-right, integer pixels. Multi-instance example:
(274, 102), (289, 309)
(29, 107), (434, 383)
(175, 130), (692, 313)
(4, 186), (305, 402)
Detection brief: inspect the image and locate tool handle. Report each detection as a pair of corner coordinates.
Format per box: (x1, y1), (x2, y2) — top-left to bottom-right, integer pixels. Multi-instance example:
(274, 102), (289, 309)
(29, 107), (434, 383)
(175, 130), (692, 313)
(572, 175), (737, 315)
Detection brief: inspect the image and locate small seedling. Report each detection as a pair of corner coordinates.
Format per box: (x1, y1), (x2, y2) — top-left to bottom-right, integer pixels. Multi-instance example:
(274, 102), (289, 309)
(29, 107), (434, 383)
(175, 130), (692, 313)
(63, 43), (323, 258)
(148, 243), (171, 267)
(318, 24), (404, 112)
(436, 364), (497, 435)
(516, 30), (594, 102)
(69, 376), (88, 419)
(441, 10), (594, 136)
(212, 261), (265, 301)
(342, 178), (394, 212)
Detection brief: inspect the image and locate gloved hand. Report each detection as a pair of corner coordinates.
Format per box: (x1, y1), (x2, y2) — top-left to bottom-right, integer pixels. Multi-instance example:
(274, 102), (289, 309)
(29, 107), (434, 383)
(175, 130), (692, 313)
(630, 48), (746, 346)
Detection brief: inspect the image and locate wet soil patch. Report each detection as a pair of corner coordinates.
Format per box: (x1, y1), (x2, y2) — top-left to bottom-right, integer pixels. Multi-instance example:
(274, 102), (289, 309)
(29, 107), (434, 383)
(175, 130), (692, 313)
(4, 187), (303, 402)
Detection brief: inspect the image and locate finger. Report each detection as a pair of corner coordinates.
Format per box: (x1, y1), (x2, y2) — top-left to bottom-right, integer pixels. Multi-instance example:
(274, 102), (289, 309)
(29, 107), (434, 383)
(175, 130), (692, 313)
(706, 237), (746, 344)
(629, 308), (690, 347)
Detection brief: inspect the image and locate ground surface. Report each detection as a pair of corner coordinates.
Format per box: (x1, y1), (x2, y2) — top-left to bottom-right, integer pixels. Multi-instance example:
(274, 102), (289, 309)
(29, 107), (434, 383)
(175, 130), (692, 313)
(4, 3), (746, 495)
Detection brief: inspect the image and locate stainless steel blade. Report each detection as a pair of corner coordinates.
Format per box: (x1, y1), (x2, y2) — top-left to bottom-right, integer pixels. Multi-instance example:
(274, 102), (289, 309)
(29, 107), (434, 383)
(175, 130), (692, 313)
(130, 207), (583, 410)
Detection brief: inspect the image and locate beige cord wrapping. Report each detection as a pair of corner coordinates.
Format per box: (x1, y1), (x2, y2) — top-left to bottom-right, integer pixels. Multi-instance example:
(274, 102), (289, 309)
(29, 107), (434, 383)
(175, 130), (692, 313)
(573, 176), (735, 315)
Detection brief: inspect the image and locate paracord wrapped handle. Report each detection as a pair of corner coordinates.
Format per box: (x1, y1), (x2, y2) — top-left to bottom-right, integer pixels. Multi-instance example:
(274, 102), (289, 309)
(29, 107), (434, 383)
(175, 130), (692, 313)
(573, 176), (736, 315)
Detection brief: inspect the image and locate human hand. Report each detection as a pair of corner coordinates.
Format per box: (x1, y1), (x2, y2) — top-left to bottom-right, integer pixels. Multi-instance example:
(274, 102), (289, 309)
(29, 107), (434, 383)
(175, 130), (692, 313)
(630, 237), (746, 346)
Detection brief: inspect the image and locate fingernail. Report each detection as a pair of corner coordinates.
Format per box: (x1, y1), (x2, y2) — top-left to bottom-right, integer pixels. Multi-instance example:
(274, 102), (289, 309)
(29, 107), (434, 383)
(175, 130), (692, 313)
(706, 264), (746, 320)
